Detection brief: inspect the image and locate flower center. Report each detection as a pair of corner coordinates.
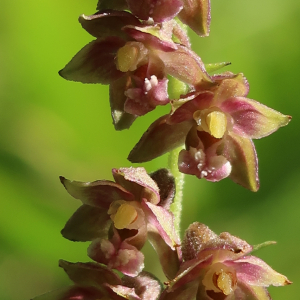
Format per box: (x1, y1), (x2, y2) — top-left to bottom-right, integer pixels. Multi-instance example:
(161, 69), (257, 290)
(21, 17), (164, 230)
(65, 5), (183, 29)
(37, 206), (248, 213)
(202, 262), (237, 296)
(193, 109), (227, 139)
(108, 200), (138, 230)
(116, 42), (148, 72)
(214, 270), (235, 295)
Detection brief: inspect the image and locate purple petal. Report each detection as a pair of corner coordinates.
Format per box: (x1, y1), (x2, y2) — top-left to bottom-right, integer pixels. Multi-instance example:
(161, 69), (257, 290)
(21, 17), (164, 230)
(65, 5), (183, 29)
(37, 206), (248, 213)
(59, 37), (125, 84)
(143, 201), (180, 250)
(126, 0), (183, 23)
(60, 176), (134, 208)
(88, 236), (145, 277)
(222, 132), (259, 192)
(168, 91), (214, 125)
(59, 260), (122, 286)
(61, 204), (111, 241)
(220, 97), (291, 139)
(147, 223), (181, 279)
(123, 25), (178, 52)
(112, 167), (160, 205)
(124, 77), (169, 116)
(178, 0), (211, 36)
(228, 256), (291, 287)
(128, 115), (194, 163)
(156, 45), (213, 88)
(79, 11), (140, 40)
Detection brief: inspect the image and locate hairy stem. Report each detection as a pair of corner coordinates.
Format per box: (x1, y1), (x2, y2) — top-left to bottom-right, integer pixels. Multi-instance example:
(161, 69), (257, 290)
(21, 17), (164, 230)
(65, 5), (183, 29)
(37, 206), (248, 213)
(168, 76), (186, 235)
(169, 146), (185, 235)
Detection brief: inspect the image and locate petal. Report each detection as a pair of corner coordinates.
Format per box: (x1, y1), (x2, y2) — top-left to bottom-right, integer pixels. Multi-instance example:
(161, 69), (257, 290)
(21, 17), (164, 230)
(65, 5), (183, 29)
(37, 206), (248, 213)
(147, 223), (181, 279)
(161, 282), (199, 300)
(168, 92), (214, 125)
(178, 0), (211, 36)
(61, 204), (111, 241)
(229, 256), (291, 287)
(150, 168), (175, 210)
(235, 283), (271, 300)
(178, 147), (232, 182)
(60, 176), (134, 208)
(59, 37), (125, 84)
(112, 167), (160, 205)
(106, 285), (141, 300)
(31, 285), (104, 300)
(156, 45), (213, 88)
(143, 201), (179, 250)
(222, 132), (259, 192)
(97, 0), (128, 10)
(88, 237), (145, 277)
(220, 97), (291, 139)
(122, 271), (163, 300)
(109, 75), (137, 130)
(128, 115), (194, 163)
(123, 25), (178, 52)
(126, 0), (183, 23)
(59, 260), (122, 286)
(79, 11), (140, 40)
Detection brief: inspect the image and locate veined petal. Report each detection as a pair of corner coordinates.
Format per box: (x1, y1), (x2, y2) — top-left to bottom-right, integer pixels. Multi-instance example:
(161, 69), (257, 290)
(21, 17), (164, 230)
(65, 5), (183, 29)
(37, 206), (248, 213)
(156, 45), (213, 88)
(123, 25), (178, 52)
(147, 224), (181, 279)
(143, 201), (180, 250)
(128, 115), (194, 163)
(79, 11), (140, 40)
(168, 91), (214, 124)
(230, 256), (292, 287)
(61, 204), (111, 241)
(59, 37), (125, 84)
(59, 260), (122, 286)
(60, 176), (134, 208)
(178, 0), (211, 36)
(221, 97), (291, 139)
(223, 132), (259, 192)
(126, 0), (183, 23)
(112, 167), (160, 205)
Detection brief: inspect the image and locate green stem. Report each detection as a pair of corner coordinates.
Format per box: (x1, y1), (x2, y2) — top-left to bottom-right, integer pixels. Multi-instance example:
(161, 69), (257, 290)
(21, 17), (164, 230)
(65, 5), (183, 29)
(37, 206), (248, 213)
(168, 76), (186, 235)
(169, 146), (185, 235)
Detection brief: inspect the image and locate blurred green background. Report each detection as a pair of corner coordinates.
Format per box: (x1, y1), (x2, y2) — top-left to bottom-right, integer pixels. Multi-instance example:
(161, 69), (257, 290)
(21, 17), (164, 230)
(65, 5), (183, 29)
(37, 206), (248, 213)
(1, 0), (299, 299)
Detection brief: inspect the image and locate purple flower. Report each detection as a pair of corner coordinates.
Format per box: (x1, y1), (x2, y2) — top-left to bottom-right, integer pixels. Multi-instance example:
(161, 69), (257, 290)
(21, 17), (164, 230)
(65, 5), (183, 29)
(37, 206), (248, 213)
(59, 10), (212, 129)
(31, 260), (162, 300)
(161, 222), (291, 300)
(128, 72), (291, 191)
(97, 0), (211, 36)
(60, 168), (180, 278)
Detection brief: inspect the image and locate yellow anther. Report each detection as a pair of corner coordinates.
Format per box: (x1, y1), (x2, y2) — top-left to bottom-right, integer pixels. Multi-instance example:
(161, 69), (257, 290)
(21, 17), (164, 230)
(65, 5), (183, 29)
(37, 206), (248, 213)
(113, 203), (138, 229)
(116, 44), (139, 72)
(206, 111), (227, 138)
(216, 271), (234, 295)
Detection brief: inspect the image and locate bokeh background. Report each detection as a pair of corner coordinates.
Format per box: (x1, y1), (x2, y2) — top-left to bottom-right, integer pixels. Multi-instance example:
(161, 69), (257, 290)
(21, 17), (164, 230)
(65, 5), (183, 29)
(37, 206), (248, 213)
(1, 0), (299, 299)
